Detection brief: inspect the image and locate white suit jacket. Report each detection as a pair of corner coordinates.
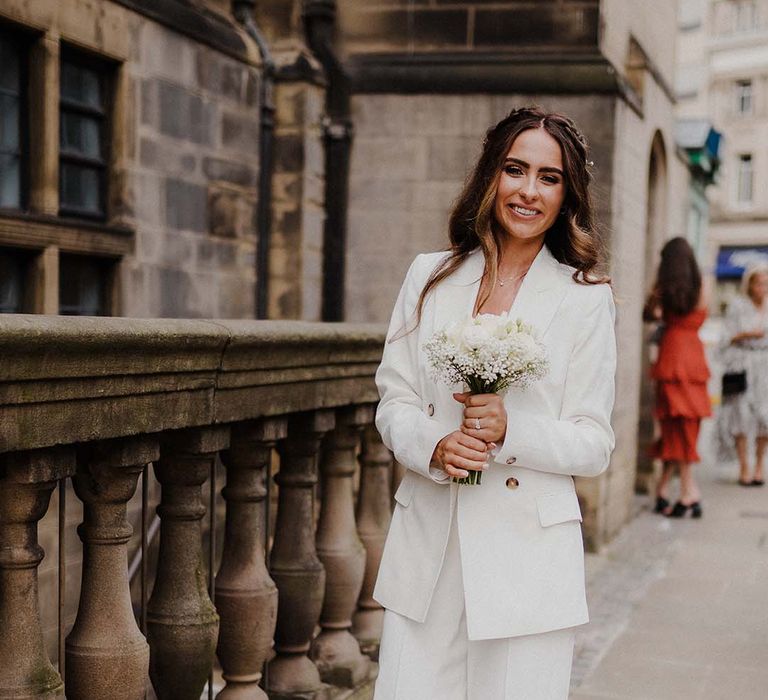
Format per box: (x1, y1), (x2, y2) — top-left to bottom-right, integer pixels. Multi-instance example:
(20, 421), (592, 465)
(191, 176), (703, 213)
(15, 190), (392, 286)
(373, 245), (617, 641)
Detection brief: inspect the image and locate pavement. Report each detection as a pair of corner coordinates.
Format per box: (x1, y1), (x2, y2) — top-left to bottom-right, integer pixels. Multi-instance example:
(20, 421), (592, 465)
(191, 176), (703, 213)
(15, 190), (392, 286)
(570, 322), (768, 700)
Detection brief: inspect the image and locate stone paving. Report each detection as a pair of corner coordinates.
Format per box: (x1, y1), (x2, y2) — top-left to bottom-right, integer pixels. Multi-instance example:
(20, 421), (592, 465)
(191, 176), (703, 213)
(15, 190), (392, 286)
(570, 427), (768, 699)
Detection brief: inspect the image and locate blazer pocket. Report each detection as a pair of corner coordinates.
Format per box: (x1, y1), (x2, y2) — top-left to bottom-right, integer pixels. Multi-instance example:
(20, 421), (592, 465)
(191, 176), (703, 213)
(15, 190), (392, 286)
(393, 471), (417, 507)
(537, 490), (582, 527)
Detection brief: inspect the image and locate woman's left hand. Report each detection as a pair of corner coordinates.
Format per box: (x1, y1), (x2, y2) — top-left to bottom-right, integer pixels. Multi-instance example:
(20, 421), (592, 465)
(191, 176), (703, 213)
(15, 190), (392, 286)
(455, 392), (507, 444)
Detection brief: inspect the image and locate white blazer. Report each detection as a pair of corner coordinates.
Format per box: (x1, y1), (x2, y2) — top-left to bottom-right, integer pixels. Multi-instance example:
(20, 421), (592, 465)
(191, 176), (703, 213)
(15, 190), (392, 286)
(373, 245), (617, 641)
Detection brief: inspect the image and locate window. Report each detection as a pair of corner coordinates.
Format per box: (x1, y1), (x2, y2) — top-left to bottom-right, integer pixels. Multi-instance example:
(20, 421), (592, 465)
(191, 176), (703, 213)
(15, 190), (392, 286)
(59, 51), (110, 219)
(59, 254), (113, 315)
(737, 154), (753, 204)
(735, 1), (757, 31)
(0, 248), (31, 312)
(0, 32), (24, 209)
(735, 80), (753, 115)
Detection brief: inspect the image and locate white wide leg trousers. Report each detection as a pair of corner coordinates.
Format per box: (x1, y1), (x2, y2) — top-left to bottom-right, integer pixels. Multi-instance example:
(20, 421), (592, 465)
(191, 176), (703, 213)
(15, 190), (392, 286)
(373, 487), (576, 700)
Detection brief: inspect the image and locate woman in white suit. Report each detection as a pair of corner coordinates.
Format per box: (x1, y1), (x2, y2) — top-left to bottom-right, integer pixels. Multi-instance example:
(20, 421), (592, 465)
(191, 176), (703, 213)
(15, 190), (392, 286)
(372, 107), (616, 699)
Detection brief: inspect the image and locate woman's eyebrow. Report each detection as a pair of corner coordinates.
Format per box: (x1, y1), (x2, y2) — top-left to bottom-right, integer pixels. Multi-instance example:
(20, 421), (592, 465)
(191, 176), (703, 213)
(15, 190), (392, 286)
(504, 157), (563, 176)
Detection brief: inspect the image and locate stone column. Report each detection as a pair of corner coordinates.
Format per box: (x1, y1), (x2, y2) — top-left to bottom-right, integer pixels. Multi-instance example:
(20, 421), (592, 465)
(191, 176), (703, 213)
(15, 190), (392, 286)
(64, 437), (159, 700)
(269, 73), (326, 321)
(311, 406), (371, 686)
(352, 424), (393, 656)
(147, 427), (229, 700)
(0, 447), (74, 699)
(215, 419), (286, 699)
(28, 31), (59, 216)
(266, 410), (334, 699)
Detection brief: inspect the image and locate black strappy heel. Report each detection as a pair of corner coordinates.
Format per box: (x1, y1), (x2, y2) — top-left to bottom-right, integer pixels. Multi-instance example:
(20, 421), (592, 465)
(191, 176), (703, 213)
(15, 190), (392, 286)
(653, 496), (670, 514)
(668, 501), (702, 519)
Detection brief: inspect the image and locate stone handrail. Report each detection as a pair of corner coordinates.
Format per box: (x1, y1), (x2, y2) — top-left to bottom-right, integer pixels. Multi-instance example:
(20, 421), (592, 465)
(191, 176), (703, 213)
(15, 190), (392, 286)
(0, 315), (392, 699)
(0, 315), (385, 453)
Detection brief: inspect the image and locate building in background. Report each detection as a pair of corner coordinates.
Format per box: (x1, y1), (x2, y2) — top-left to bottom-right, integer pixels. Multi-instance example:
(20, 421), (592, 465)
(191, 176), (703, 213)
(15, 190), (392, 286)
(676, 0), (768, 309)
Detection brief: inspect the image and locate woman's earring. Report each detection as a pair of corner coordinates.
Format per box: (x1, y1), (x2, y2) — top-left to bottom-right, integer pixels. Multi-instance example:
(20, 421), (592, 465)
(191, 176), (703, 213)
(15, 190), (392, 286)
(560, 207), (567, 216)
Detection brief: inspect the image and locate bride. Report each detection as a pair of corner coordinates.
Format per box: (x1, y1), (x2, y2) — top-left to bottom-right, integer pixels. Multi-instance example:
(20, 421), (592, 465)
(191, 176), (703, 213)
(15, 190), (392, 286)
(372, 107), (616, 699)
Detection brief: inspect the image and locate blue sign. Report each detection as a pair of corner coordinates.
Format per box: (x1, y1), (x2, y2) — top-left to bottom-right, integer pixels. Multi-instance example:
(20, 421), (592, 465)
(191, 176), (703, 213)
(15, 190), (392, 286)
(717, 246), (768, 279)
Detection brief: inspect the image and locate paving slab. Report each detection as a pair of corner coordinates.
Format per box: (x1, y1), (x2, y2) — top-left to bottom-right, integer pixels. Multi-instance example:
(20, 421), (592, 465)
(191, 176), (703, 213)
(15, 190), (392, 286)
(571, 417), (768, 700)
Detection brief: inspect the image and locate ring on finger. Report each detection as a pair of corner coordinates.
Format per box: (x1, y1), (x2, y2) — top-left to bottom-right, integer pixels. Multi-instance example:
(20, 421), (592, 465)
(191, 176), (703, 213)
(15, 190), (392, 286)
(474, 417), (481, 430)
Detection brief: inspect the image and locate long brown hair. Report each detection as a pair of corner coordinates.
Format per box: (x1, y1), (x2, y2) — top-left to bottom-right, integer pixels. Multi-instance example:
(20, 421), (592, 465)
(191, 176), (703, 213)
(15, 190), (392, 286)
(413, 106), (609, 324)
(656, 237), (701, 316)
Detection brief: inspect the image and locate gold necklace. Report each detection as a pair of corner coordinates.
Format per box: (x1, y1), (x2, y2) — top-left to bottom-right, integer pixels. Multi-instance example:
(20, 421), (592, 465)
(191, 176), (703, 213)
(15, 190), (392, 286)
(497, 267), (530, 287)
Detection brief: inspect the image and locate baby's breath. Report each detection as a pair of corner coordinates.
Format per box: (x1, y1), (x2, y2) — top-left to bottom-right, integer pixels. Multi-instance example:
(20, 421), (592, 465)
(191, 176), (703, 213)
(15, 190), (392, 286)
(424, 315), (549, 396)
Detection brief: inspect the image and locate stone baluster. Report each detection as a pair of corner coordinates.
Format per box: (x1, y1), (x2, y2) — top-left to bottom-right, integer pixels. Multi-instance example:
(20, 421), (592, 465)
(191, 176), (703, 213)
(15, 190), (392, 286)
(352, 424), (393, 656)
(65, 437), (159, 699)
(266, 410), (335, 700)
(311, 406), (372, 686)
(147, 427), (229, 700)
(0, 447), (74, 699)
(215, 419), (286, 699)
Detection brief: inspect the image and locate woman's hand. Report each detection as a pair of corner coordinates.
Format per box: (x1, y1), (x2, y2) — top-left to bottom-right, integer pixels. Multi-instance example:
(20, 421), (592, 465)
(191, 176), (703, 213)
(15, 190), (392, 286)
(455, 392), (508, 444)
(430, 431), (490, 479)
(733, 329), (765, 344)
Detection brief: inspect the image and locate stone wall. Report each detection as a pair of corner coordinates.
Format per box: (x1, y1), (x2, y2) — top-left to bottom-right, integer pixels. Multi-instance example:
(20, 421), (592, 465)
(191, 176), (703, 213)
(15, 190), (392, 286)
(600, 0), (679, 90)
(0, 0), (264, 319)
(344, 93), (616, 324)
(604, 75), (687, 540)
(269, 80), (327, 320)
(337, 0), (600, 53)
(129, 18), (262, 318)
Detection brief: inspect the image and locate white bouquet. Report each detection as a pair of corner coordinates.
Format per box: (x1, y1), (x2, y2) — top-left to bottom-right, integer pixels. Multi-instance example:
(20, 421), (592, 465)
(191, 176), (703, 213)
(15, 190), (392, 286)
(424, 314), (549, 484)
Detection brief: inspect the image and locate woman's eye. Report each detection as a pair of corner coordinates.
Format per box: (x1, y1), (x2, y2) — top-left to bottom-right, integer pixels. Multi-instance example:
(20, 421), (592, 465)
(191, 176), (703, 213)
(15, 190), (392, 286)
(541, 175), (561, 185)
(504, 165), (523, 176)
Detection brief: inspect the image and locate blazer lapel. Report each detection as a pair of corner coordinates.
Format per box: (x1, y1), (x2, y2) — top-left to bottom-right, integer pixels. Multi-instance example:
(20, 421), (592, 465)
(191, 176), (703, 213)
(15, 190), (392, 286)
(508, 246), (568, 339)
(431, 249), (485, 331)
(431, 245), (568, 339)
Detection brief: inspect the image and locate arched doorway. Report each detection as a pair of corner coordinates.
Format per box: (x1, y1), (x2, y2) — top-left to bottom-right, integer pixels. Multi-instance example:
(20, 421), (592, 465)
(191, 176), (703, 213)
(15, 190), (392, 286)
(636, 131), (668, 494)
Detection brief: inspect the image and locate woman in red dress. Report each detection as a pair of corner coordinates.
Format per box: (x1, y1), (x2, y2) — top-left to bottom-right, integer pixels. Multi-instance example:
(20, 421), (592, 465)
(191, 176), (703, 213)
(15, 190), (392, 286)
(644, 238), (711, 518)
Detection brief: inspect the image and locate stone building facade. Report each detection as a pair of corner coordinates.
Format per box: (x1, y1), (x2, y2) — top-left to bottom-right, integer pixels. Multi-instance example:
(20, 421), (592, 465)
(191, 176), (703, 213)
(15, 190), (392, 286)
(339, 0), (691, 547)
(676, 0), (768, 307)
(0, 0), (268, 319)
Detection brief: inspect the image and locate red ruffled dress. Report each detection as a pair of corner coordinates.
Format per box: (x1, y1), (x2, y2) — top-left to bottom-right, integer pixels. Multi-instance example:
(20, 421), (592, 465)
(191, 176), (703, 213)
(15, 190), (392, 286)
(651, 308), (712, 462)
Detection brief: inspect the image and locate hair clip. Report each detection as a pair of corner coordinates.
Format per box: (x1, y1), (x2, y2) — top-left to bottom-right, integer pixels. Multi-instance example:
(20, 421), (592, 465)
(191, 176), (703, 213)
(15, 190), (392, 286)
(586, 160), (595, 167)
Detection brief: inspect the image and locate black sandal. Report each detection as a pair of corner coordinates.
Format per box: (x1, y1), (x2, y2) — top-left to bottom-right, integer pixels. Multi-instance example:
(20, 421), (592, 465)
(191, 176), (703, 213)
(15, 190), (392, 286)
(653, 496), (670, 514)
(668, 501), (702, 519)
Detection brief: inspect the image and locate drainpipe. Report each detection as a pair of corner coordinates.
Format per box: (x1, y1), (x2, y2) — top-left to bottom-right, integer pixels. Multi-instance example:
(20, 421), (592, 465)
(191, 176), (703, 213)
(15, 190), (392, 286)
(304, 0), (353, 322)
(233, 0), (275, 319)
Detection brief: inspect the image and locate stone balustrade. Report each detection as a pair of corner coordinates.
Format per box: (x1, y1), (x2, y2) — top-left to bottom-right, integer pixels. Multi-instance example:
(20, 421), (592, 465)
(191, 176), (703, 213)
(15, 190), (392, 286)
(0, 315), (393, 699)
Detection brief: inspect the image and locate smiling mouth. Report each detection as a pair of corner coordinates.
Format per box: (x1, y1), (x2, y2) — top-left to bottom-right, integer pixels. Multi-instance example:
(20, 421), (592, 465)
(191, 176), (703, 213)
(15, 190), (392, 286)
(509, 204), (540, 217)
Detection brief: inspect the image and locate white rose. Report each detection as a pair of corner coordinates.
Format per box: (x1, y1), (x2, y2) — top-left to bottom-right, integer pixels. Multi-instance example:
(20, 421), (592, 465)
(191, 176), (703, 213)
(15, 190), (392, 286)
(516, 333), (538, 355)
(444, 321), (462, 347)
(461, 323), (490, 350)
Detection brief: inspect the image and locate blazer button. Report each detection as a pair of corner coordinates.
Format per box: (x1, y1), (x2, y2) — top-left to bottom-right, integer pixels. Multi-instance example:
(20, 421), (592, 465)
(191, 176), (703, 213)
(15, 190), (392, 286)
(427, 403), (435, 416)
(506, 457), (516, 465)
(505, 476), (519, 490)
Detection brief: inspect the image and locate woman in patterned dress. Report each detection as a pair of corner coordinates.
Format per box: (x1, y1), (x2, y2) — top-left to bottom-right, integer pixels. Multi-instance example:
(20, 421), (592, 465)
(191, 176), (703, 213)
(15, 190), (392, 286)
(718, 264), (768, 486)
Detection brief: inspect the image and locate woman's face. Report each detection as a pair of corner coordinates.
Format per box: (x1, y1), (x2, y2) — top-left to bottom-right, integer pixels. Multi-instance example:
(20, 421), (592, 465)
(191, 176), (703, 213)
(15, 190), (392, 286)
(493, 127), (567, 245)
(748, 272), (768, 303)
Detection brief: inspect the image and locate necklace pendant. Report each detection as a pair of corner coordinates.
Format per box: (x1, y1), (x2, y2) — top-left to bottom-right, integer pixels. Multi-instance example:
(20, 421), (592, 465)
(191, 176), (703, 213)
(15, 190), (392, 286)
(499, 280), (505, 286)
